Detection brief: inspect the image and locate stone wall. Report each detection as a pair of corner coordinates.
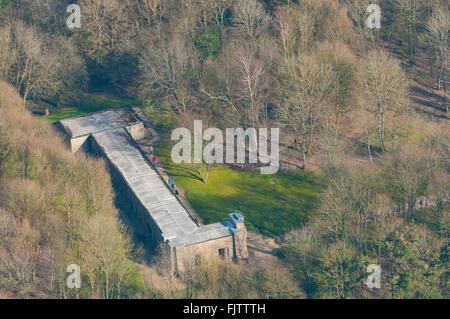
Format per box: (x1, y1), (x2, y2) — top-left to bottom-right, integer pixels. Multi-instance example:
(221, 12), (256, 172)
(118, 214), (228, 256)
(71, 135), (90, 153)
(173, 236), (235, 273)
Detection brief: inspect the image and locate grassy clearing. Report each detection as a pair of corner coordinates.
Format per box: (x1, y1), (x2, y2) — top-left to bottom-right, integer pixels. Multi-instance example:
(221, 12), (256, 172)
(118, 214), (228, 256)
(143, 105), (324, 237)
(46, 94), (141, 123)
(155, 142), (323, 237)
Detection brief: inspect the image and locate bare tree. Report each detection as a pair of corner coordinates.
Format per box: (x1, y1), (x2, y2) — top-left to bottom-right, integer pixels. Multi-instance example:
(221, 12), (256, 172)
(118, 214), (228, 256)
(273, 4), (315, 57)
(395, 0), (427, 65)
(296, 8), (315, 53)
(274, 6), (297, 60)
(78, 0), (129, 64)
(425, 2), (448, 112)
(232, 0), (269, 46)
(343, 0), (379, 47)
(0, 209), (15, 246)
(190, 0), (233, 43)
(0, 218), (39, 298)
(277, 54), (335, 169)
(0, 22), (76, 107)
(358, 50), (408, 157)
(80, 213), (137, 298)
(140, 33), (198, 118)
(48, 36), (87, 105)
(13, 0), (68, 34)
(315, 42), (357, 158)
(136, 0), (166, 30)
(236, 50), (268, 129)
(202, 48), (268, 129)
(0, 25), (16, 81)
(10, 22), (42, 106)
(0, 247), (36, 297)
(154, 242), (177, 297)
(381, 144), (438, 221)
(253, 264), (303, 299)
(210, 0), (233, 43)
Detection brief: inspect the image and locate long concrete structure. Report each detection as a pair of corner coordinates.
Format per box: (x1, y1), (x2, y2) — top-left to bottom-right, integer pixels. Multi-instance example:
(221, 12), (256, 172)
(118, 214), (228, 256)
(57, 108), (248, 273)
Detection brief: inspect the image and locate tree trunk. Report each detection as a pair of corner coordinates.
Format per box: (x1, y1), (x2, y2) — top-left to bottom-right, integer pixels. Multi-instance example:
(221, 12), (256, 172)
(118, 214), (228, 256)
(367, 135), (372, 162)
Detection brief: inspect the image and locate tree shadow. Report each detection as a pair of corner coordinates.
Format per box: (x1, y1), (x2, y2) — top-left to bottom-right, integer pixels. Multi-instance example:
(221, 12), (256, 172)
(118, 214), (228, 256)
(410, 86), (446, 113)
(160, 162), (204, 183)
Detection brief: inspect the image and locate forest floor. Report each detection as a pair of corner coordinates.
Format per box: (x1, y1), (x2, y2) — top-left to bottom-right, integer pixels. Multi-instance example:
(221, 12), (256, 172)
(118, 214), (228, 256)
(380, 39), (448, 121)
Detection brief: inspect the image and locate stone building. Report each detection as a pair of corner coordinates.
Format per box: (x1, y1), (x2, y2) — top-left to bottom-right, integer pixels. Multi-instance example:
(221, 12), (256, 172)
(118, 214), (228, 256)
(57, 108), (248, 273)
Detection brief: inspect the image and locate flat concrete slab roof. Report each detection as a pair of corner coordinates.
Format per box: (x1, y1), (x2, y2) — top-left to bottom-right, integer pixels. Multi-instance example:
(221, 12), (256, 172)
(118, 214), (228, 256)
(59, 107), (139, 138)
(60, 109), (234, 247)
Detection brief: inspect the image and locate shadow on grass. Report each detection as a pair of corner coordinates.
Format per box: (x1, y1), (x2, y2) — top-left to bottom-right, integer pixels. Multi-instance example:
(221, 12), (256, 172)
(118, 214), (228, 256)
(159, 162), (205, 183)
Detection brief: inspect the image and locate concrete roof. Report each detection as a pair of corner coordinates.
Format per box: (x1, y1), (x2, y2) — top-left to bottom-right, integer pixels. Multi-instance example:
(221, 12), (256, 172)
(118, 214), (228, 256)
(91, 128), (233, 246)
(59, 108), (235, 247)
(169, 221), (234, 247)
(59, 107), (139, 138)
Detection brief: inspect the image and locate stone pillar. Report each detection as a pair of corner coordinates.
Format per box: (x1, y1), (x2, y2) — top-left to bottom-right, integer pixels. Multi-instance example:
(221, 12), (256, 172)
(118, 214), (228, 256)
(229, 213), (248, 260)
(162, 232), (177, 274)
(126, 122), (146, 140)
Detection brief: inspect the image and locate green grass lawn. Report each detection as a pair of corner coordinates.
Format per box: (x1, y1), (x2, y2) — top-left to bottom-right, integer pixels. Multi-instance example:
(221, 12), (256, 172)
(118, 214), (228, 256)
(155, 142), (323, 237)
(46, 94), (141, 123)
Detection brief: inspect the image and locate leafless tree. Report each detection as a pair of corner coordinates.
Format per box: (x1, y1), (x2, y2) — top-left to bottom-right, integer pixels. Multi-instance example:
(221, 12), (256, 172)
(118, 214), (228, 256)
(210, 0), (233, 43)
(154, 242), (177, 297)
(136, 0), (166, 30)
(202, 48), (268, 129)
(191, 0), (233, 43)
(10, 22), (42, 106)
(80, 213), (136, 298)
(358, 50), (408, 157)
(277, 54), (335, 169)
(425, 2), (448, 112)
(232, 0), (269, 46)
(343, 0), (379, 47)
(296, 9), (315, 53)
(395, 0), (427, 65)
(78, 0), (129, 64)
(0, 209), (16, 246)
(0, 25), (16, 81)
(274, 6), (297, 60)
(236, 50), (268, 129)
(140, 33), (198, 118)
(0, 22), (77, 106)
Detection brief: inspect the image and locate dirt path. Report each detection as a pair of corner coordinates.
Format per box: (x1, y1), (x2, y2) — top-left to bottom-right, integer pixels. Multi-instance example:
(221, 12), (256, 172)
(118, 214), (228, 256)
(245, 230), (291, 269)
